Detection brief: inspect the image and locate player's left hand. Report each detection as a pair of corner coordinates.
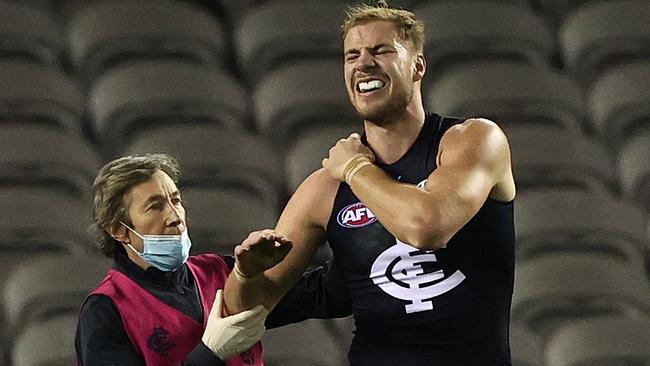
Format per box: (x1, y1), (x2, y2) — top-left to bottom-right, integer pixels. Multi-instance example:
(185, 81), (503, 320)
(322, 133), (375, 181)
(234, 229), (292, 278)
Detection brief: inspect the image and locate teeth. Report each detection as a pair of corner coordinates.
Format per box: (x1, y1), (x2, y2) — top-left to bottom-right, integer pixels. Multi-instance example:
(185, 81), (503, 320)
(358, 80), (385, 92)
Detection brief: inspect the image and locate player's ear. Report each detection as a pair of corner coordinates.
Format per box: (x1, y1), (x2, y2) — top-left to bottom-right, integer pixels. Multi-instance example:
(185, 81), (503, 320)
(413, 53), (426, 82)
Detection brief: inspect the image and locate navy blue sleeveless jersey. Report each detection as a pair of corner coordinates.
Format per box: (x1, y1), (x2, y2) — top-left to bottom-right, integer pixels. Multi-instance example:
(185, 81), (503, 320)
(326, 113), (515, 366)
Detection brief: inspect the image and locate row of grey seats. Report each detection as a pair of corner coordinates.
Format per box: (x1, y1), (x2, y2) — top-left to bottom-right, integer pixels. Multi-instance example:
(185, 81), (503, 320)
(1, 0), (648, 87)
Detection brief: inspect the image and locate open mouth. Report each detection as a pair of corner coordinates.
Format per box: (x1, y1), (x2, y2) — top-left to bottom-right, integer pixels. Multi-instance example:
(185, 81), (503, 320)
(356, 79), (386, 93)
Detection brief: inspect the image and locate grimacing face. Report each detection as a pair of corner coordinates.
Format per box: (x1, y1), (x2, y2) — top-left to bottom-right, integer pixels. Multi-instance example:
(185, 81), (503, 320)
(343, 20), (422, 124)
(121, 169), (186, 253)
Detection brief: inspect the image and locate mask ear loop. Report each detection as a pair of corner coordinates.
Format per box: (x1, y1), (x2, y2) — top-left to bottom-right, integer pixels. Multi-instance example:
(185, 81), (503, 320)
(119, 221), (145, 255)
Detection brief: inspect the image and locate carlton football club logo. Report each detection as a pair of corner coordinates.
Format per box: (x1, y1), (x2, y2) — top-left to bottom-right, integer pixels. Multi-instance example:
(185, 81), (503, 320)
(337, 202), (377, 228)
(370, 239), (466, 314)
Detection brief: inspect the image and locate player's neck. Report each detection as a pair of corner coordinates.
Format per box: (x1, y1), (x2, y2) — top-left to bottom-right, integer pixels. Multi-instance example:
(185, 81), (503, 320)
(364, 102), (425, 165)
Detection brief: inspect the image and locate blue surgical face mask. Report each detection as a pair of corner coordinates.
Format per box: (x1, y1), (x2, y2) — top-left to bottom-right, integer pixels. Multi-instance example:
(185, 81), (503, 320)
(120, 222), (192, 272)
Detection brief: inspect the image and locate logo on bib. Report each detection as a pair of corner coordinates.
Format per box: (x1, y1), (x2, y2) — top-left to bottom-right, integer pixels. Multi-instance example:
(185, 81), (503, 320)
(147, 326), (175, 356)
(337, 202), (376, 228)
(370, 239), (466, 314)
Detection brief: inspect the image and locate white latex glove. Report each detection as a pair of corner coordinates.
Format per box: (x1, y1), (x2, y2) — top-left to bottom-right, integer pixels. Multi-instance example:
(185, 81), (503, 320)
(202, 289), (269, 360)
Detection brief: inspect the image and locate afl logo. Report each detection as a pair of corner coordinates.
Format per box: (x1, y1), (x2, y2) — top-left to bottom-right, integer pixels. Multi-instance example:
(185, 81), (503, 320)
(337, 202), (376, 228)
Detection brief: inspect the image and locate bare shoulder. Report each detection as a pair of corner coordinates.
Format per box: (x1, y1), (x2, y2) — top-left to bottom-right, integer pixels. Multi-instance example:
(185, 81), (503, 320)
(439, 118), (511, 164)
(281, 168), (340, 228)
(438, 118), (515, 200)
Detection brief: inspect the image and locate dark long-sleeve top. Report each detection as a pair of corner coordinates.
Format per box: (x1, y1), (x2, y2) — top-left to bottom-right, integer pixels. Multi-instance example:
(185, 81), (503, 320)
(75, 250), (352, 366)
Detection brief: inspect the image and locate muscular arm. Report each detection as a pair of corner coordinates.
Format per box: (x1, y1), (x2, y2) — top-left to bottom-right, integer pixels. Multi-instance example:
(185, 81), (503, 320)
(224, 170), (339, 312)
(326, 118), (515, 250)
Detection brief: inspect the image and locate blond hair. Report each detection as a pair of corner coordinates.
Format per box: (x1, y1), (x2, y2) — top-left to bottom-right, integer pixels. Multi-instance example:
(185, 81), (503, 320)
(341, 0), (425, 52)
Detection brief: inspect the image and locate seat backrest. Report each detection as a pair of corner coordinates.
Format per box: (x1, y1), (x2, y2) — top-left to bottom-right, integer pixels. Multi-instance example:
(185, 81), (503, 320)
(587, 61), (650, 153)
(234, 0), (348, 83)
(0, 61), (84, 134)
(510, 322), (543, 366)
(67, 0), (228, 80)
(512, 252), (650, 337)
(262, 318), (350, 366)
(514, 189), (648, 268)
(559, 0), (650, 86)
(545, 315), (650, 366)
(2, 254), (109, 338)
(253, 60), (356, 146)
(415, 1), (555, 77)
(617, 128), (650, 213)
(89, 60), (248, 156)
(123, 125), (285, 208)
(0, 125), (100, 200)
(11, 314), (78, 366)
(181, 187), (279, 254)
(425, 61), (586, 133)
(504, 125), (616, 196)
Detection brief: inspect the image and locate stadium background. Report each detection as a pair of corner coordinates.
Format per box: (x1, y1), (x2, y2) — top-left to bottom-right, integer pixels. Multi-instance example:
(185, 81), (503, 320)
(0, 0), (649, 365)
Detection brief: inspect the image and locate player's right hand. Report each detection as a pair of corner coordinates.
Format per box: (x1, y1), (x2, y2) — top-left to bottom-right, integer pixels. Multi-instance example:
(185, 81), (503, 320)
(234, 229), (292, 278)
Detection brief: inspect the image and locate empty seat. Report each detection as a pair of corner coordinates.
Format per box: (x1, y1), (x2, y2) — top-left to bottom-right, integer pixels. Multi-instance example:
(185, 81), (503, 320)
(425, 61), (585, 133)
(88, 61), (248, 157)
(511, 253), (650, 337)
(0, 2), (64, 67)
(587, 61), (650, 152)
(545, 315), (650, 366)
(414, 1), (555, 78)
(234, 0), (347, 83)
(510, 322), (543, 366)
(618, 128), (650, 214)
(11, 314), (77, 366)
(262, 318), (350, 366)
(559, 0), (650, 86)
(123, 125), (285, 208)
(181, 187), (279, 255)
(0, 125), (100, 201)
(0, 61), (84, 134)
(67, 0), (228, 80)
(2, 255), (109, 338)
(0, 187), (93, 256)
(505, 125), (616, 196)
(286, 123), (360, 192)
(254, 60), (357, 146)
(514, 189), (648, 269)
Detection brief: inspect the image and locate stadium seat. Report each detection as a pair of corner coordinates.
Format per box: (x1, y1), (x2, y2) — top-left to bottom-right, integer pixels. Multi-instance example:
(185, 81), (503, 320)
(88, 61), (248, 157)
(0, 125), (100, 201)
(67, 0), (228, 80)
(587, 61), (650, 152)
(181, 187), (279, 255)
(286, 123), (360, 192)
(11, 314), (77, 366)
(617, 128), (650, 214)
(510, 322), (543, 366)
(234, 0), (348, 83)
(0, 61), (84, 134)
(262, 318), (351, 366)
(425, 61), (585, 133)
(0, 187), (93, 257)
(511, 252), (650, 337)
(253, 60), (357, 147)
(545, 315), (650, 366)
(514, 189), (648, 269)
(2, 255), (109, 338)
(559, 0), (650, 86)
(123, 125), (285, 209)
(414, 1), (555, 79)
(0, 2), (64, 68)
(505, 125), (616, 196)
